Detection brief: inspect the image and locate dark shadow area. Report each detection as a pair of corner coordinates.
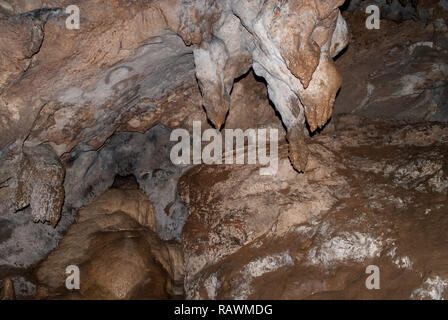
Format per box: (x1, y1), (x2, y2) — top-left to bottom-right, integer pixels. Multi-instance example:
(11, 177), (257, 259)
(333, 45), (349, 62)
(340, 0), (352, 12)
(111, 174), (139, 189)
(251, 69), (289, 133)
(305, 117), (333, 137)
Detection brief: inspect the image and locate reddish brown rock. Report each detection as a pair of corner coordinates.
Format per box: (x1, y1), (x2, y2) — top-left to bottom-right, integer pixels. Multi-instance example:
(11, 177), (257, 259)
(334, 8), (448, 122)
(179, 115), (448, 300)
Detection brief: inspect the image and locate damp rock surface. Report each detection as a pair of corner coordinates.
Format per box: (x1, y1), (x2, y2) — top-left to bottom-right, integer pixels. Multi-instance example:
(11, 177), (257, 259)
(0, 0), (349, 186)
(179, 115), (448, 300)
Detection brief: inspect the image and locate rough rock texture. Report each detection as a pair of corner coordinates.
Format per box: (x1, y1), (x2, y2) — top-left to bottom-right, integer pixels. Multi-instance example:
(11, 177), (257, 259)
(0, 0), (349, 199)
(0, 0), (351, 279)
(345, 0), (448, 27)
(187, 0), (349, 172)
(10, 144), (65, 226)
(1, 0), (447, 301)
(63, 124), (190, 241)
(0, 0), (208, 235)
(0, 175), (71, 273)
(225, 70), (285, 138)
(0, 1), (349, 272)
(35, 179), (184, 299)
(0, 278), (15, 300)
(344, 0), (418, 21)
(0, 124), (189, 273)
(0, 1), (205, 160)
(334, 4), (448, 121)
(179, 115), (448, 299)
(179, 143), (348, 298)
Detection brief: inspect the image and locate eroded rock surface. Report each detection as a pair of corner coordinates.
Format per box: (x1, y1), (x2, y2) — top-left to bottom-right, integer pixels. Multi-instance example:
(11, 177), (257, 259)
(1, 0), (447, 302)
(0, 278), (15, 300)
(0, 1), (208, 236)
(187, 0), (348, 171)
(63, 124), (190, 241)
(0, 124), (189, 273)
(11, 144), (65, 226)
(225, 70), (285, 138)
(179, 115), (448, 300)
(334, 4), (448, 121)
(35, 178), (183, 299)
(0, 0), (350, 276)
(0, 0), (349, 198)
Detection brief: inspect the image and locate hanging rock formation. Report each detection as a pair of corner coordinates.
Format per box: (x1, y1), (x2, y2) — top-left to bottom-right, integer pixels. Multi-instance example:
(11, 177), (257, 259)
(1, 0), (447, 301)
(180, 0), (349, 172)
(0, 0), (349, 271)
(0, 0), (349, 203)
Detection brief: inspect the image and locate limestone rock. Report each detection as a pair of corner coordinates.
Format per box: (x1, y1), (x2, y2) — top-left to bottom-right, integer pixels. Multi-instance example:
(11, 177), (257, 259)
(334, 8), (448, 122)
(35, 183), (184, 299)
(179, 140), (349, 299)
(84, 188), (155, 231)
(179, 115), (448, 300)
(0, 278), (15, 300)
(187, 0), (349, 171)
(0, 0), (206, 187)
(225, 70), (286, 138)
(1, 0), (447, 302)
(11, 144), (65, 227)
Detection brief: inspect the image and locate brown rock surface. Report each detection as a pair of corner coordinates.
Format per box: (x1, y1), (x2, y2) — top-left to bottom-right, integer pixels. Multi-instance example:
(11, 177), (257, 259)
(334, 8), (448, 122)
(1, 0), (447, 302)
(0, 0), (206, 186)
(179, 115), (448, 299)
(225, 71), (285, 137)
(10, 144), (65, 226)
(0, 0), (349, 195)
(0, 278), (15, 300)
(35, 181), (183, 299)
(83, 187), (155, 231)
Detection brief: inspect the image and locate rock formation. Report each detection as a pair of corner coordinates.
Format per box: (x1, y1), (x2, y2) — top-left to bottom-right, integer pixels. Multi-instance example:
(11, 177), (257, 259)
(186, 0), (349, 172)
(11, 144), (65, 226)
(0, 0), (349, 272)
(0, 278), (15, 300)
(35, 177), (183, 299)
(0, 1), (349, 202)
(179, 115), (448, 299)
(334, 2), (448, 121)
(0, 0), (447, 301)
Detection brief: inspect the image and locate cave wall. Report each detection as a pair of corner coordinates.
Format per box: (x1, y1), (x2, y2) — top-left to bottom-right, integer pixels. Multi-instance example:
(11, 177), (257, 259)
(0, 0), (349, 244)
(0, 0), (448, 300)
